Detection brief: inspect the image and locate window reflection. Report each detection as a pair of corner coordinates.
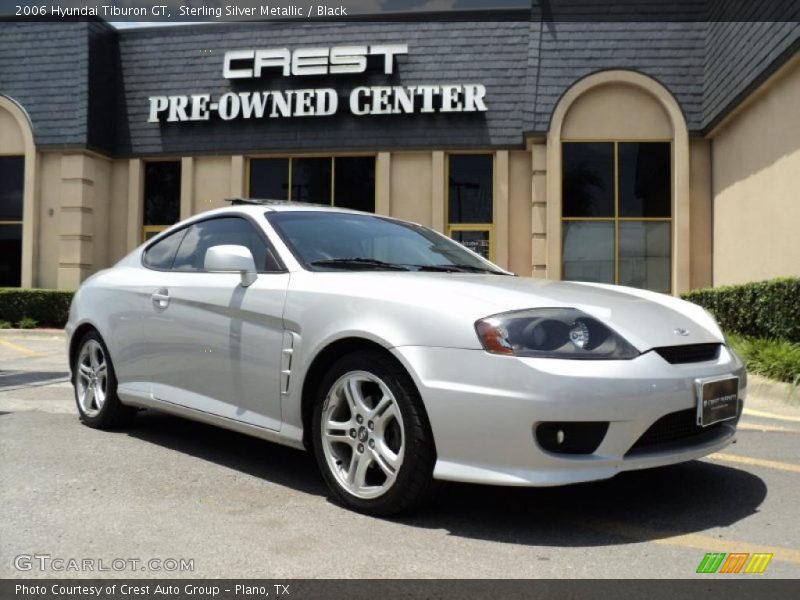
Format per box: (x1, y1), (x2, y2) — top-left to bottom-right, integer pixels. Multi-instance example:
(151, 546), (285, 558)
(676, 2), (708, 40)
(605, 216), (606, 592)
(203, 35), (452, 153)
(172, 217), (279, 273)
(291, 158), (331, 204)
(618, 143), (671, 218)
(562, 222), (614, 284)
(561, 142), (672, 292)
(448, 155), (493, 224)
(249, 158), (289, 201)
(0, 156), (24, 287)
(142, 229), (187, 270)
(0, 224), (22, 287)
(334, 157), (375, 212)
(249, 157), (375, 212)
(618, 221), (671, 293)
(451, 230), (491, 260)
(562, 143), (614, 218)
(144, 161), (181, 226)
(0, 156), (24, 221)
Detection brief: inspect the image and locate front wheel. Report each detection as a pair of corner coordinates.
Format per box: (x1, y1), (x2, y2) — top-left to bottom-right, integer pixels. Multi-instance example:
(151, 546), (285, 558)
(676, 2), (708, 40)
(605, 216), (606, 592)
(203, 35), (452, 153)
(312, 350), (436, 516)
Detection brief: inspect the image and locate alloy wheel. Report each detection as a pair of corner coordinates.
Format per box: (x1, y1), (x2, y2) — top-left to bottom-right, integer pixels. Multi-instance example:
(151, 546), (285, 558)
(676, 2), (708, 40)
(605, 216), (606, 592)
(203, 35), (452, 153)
(76, 339), (108, 418)
(320, 370), (405, 499)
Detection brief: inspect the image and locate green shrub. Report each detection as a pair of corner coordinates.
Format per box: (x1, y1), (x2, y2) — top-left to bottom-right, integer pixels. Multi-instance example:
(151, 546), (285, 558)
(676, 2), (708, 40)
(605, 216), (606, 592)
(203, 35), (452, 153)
(681, 277), (800, 343)
(17, 317), (38, 329)
(0, 320), (11, 329)
(727, 333), (800, 385)
(0, 289), (74, 328)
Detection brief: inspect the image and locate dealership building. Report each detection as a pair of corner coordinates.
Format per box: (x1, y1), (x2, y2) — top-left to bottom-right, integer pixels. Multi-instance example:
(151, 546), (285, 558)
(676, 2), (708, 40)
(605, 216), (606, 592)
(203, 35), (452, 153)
(0, 8), (798, 293)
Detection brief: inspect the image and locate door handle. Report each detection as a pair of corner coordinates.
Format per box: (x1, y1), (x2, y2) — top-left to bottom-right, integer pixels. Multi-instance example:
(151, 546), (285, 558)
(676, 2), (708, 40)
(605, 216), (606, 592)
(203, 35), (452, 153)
(151, 289), (170, 309)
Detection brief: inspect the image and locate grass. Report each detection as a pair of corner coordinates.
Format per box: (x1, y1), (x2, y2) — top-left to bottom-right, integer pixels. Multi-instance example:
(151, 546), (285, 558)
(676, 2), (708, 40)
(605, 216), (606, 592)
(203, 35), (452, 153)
(726, 332), (800, 386)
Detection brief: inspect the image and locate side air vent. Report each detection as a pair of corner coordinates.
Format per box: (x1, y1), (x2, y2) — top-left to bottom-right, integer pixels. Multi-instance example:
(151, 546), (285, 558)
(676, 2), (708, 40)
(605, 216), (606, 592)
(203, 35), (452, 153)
(654, 343), (721, 364)
(280, 331), (295, 395)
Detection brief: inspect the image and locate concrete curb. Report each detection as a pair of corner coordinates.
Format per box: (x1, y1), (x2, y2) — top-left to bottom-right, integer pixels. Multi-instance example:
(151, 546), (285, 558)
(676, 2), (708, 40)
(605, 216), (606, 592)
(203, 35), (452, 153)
(748, 373), (800, 405)
(0, 328), (65, 337)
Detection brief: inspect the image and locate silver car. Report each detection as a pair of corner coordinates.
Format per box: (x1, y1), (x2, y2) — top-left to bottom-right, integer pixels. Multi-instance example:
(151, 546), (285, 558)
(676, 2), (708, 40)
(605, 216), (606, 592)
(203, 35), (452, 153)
(66, 201), (746, 515)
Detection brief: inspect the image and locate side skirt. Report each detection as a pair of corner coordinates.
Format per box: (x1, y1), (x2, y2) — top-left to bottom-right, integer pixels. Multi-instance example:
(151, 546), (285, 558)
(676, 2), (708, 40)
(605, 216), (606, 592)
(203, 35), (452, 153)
(119, 390), (306, 452)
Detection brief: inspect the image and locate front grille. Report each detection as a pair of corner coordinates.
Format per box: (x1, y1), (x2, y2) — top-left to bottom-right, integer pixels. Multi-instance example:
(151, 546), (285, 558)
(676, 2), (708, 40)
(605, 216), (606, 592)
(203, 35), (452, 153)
(654, 343), (721, 364)
(626, 403), (739, 456)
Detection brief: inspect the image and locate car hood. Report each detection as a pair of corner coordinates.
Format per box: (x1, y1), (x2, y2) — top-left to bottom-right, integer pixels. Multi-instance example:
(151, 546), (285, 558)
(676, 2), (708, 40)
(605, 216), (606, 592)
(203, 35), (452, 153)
(452, 276), (723, 351)
(291, 272), (723, 352)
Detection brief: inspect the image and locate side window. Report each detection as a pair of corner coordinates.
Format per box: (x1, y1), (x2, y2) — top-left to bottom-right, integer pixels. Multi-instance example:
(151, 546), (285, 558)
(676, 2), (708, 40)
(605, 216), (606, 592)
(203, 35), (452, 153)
(142, 228), (188, 270)
(172, 217), (282, 273)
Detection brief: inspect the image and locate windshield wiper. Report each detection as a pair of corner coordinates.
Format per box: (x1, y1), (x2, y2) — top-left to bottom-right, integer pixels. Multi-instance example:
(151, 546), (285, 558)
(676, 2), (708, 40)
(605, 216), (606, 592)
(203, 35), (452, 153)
(310, 258), (410, 271)
(310, 258), (506, 274)
(414, 264), (506, 274)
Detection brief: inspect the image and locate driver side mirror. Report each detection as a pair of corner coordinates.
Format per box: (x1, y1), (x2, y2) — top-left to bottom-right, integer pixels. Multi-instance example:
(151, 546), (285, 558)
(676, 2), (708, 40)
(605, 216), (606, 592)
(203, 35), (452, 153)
(204, 245), (258, 287)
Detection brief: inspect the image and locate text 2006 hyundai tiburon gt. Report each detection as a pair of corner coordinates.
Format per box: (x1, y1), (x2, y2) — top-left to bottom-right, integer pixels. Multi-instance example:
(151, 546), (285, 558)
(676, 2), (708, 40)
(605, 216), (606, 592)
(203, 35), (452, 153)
(66, 201), (745, 515)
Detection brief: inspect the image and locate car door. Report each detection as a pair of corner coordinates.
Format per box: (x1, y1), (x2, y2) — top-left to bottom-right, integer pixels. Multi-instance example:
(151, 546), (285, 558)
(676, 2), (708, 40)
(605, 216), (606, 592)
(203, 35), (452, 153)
(142, 215), (289, 431)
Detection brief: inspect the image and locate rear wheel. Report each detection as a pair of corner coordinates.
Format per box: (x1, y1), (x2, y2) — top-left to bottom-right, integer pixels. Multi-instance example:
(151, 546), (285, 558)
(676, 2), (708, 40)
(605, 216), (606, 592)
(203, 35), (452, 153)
(73, 331), (136, 429)
(312, 350), (436, 516)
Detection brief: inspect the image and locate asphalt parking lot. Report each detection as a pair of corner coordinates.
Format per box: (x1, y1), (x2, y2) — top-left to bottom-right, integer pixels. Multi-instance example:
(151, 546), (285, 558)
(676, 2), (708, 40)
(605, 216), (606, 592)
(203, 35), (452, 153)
(1, 330), (799, 579)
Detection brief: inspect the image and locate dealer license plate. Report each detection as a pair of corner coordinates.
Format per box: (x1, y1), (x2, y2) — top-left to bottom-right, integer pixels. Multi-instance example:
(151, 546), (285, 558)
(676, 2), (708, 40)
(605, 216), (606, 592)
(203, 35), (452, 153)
(697, 376), (740, 427)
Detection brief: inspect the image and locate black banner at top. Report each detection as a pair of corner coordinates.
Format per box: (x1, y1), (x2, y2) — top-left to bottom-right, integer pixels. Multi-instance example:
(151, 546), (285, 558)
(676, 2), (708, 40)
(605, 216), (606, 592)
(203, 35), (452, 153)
(1, 0), (800, 23)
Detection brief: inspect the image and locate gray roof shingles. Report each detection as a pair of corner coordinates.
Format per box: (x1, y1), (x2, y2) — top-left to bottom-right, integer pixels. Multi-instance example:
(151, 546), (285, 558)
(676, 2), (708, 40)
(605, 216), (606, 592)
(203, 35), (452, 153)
(0, 21), (90, 146)
(0, 10), (798, 155)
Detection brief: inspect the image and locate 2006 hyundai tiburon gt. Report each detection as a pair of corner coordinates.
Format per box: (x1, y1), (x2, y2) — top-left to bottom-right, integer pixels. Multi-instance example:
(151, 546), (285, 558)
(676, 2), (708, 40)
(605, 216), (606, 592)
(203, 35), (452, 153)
(66, 200), (745, 515)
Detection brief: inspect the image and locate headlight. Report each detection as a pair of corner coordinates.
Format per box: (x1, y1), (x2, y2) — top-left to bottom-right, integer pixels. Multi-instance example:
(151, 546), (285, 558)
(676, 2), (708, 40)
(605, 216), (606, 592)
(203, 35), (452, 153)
(475, 308), (639, 359)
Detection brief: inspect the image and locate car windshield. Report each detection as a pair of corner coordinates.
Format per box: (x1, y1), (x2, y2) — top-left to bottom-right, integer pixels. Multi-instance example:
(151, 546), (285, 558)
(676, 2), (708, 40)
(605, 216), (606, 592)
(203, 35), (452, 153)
(266, 211), (508, 274)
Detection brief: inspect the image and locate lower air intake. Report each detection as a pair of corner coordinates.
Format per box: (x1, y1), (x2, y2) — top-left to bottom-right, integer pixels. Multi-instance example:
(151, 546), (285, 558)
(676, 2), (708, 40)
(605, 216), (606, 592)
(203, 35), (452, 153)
(626, 402), (740, 456)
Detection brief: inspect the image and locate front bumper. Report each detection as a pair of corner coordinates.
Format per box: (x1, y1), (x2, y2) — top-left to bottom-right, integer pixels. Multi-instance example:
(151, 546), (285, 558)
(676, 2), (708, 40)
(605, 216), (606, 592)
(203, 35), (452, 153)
(392, 344), (745, 486)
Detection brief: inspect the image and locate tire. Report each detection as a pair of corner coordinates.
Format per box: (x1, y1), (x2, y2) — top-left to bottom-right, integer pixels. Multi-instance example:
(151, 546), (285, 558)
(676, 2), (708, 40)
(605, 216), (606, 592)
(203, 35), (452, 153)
(312, 350), (436, 516)
(72, 330), (136, 429)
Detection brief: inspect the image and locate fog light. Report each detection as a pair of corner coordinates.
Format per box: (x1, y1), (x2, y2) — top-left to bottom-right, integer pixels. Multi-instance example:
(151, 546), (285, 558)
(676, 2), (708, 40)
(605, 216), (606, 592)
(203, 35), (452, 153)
(535, 422), (609, 455)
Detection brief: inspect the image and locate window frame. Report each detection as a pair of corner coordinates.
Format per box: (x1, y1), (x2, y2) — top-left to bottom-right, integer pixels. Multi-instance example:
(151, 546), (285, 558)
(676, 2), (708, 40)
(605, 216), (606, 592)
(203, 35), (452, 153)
(142, 158), (182, 243)
(142, 225), (168, 242)
(246, 154), (377, 212)
(141, 213), (287, 274)
(561, 140), (673, 293)
(445, 152), (496, 262)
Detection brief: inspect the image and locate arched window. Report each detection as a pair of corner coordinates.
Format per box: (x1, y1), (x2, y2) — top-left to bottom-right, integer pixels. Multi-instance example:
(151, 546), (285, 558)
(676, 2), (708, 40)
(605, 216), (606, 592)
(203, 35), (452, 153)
(0, 155), (24, 286)
(547, 70), (690, 294)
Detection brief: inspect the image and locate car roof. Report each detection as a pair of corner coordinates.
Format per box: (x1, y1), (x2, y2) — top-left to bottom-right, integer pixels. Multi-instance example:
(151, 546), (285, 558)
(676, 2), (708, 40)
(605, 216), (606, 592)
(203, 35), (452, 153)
(226, 198), (364, 214)
(173, 200), (397, 227)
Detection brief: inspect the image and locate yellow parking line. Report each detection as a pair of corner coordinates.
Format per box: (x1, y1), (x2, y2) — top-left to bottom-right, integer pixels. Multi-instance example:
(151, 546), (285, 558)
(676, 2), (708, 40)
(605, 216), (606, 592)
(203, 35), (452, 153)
(588, 519), (800, 565)
(743, 408), (800, 423)
(709, 453), (800, 474)
(0, 338), (41, 357)
(738, 422), (798, 433)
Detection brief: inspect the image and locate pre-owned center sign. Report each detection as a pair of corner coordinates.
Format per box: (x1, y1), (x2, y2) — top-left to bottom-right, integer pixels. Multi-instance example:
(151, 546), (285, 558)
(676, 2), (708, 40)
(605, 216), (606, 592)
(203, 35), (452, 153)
(147, 44), (488, 123)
